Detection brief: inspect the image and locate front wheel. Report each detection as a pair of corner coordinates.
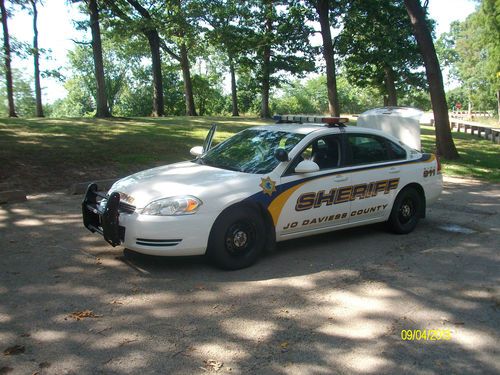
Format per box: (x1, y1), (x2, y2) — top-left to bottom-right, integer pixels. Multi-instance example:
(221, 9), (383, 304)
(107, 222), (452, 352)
(207, 206), (265, 270)
(387, 188), (423, 234)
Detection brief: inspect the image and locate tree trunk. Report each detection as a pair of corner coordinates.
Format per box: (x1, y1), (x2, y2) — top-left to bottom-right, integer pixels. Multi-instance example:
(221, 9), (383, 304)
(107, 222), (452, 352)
(404, 0), (458, 159)
(32, 0), (43, 117)
(229, 57), (239, 117)
(88, 0), (110, 118)
(145, 30), (164, 117)
(497, 89), (500, 123)
(260, 0), (272, 119)
(317, 0), (340, 117)
(384, 65), (397, 106)
(0, 0), (17, 117)
(122, 0), (164, 117)
(180, 43), (197, 116)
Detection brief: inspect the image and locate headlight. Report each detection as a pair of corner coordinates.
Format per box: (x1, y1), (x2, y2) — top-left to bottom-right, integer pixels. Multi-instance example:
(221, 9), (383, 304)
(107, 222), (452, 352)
(141, 196), (202, 216)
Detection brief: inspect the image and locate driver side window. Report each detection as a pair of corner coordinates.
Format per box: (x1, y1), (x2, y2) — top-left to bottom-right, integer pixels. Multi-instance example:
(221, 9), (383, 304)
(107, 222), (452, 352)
(286, 135), (342, 175)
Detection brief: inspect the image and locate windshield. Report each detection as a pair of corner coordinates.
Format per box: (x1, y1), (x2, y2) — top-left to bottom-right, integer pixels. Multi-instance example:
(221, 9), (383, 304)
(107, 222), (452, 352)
(196, 129), (305, 174)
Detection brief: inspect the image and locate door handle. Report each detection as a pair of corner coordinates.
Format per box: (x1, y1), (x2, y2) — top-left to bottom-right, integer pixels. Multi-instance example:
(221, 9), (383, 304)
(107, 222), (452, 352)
(389, 167), (400, 174)
(333, 175), (348, 182)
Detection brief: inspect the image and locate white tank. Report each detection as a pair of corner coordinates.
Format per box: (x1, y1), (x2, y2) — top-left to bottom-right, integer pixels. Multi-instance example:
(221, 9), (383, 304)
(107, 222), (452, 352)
(357, 107), (423, 150)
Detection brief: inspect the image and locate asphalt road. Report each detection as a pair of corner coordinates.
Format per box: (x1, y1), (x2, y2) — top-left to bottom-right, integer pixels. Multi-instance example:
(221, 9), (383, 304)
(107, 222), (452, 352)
(0, 176), (499, 375)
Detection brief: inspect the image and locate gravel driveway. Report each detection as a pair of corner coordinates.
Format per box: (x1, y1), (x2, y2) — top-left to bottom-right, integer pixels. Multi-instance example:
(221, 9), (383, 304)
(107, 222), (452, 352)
(1, 176), (499, 375)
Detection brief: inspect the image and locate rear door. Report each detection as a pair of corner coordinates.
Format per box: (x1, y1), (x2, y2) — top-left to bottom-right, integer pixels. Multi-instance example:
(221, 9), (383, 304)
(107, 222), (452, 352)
(345, 133), (407, 223)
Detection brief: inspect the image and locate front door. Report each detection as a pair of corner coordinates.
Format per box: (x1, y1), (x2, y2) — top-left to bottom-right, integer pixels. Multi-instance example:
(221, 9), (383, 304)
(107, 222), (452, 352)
(273, 134), (352, 239)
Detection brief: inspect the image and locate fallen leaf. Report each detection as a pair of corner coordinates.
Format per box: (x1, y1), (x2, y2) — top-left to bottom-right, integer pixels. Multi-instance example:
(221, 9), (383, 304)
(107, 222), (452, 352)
(203, 359), (223, 372)
(3, 345), (25, 355)
(68, 310), (100, 320)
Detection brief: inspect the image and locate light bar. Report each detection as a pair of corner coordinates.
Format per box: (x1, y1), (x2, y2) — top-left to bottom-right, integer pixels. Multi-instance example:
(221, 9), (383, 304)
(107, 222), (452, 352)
(274, 115), (349, 126)
(322, 117), (349, 124)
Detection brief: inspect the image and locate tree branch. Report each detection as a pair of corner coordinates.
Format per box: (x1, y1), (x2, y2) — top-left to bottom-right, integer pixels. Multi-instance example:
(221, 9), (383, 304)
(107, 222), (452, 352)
(71, 38), (92, 46)
(102, 0), (133, 22)
(159, 39), (180, 61)
(126, 0), (152, 20)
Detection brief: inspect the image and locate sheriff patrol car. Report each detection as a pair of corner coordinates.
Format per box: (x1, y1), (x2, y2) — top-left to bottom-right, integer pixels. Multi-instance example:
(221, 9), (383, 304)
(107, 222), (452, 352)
(82, 115), (442, 269)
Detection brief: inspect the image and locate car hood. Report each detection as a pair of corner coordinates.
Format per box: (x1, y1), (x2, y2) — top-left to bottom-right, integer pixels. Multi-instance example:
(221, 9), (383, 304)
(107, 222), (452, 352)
(109, 161), (258, 209)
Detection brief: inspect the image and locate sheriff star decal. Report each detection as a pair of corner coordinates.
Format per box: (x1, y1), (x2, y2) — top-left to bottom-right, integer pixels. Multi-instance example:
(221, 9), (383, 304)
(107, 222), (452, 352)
(260, 176), (277, 196)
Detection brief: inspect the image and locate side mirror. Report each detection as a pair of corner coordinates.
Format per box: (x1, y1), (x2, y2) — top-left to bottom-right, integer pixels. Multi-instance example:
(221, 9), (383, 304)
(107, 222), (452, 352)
(274, 148), (289, 162)
(190, 146), (203, 157)
(295, 160), (319, 174)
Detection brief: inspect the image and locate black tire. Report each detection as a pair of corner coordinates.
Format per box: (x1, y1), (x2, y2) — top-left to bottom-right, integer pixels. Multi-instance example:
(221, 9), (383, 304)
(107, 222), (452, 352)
(388, 187), (423, 234)
(207, 205), (266, 270)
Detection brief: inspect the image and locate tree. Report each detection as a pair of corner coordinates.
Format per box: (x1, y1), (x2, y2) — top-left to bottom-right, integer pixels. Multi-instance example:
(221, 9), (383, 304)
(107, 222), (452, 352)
(104, 0), (200, 116)
(250, 0), (316, 118)
(104, 0), (165, 116)
(312, 0), (340, 116)
(30, 0), (43, 116)
(479, 0), (499, 119)
(66, 43), (125, 115)
(404, 0), (458, 159)
(0, 0), (17, 117)
(337, 0), (424, 107)
(0, 68), (36, 116)
(201, 0), (253, 117)
(88, 0), (111, 117)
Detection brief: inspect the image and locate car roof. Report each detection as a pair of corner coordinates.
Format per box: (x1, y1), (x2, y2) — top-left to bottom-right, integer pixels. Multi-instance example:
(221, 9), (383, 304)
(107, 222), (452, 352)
(249, 123), (389, 137)
(249, 123), (325, 134)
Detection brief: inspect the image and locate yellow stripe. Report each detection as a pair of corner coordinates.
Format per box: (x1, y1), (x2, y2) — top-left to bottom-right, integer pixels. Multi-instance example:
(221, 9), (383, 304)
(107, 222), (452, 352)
(268, 182), (306, 226)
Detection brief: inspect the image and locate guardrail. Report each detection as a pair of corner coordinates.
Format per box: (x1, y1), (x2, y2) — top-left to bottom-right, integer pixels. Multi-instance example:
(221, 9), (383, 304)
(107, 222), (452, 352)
(450, 111), (494, 118)
(430, 118), (500, 144)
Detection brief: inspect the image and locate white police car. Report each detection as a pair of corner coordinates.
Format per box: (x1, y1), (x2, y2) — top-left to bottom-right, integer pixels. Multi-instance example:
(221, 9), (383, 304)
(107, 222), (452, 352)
(83, 115), (442, 269)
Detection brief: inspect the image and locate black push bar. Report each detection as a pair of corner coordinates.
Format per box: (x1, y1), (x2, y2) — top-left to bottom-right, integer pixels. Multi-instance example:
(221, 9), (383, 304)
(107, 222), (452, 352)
(82, 183), (122, 246)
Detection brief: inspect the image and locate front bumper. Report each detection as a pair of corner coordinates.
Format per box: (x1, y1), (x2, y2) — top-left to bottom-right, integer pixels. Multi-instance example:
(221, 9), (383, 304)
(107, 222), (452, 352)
(82, 183), (132, 247)
(82, 183), (213, 256)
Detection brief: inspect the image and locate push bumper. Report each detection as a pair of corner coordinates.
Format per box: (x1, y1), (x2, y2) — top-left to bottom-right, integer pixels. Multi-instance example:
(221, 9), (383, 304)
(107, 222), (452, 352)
(82, 183), (132, 246)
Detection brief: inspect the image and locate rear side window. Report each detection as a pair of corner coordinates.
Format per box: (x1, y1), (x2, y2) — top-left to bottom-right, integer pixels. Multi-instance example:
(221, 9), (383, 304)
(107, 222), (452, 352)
(387, 140), (407, 160)
(346, 135), (390, 165)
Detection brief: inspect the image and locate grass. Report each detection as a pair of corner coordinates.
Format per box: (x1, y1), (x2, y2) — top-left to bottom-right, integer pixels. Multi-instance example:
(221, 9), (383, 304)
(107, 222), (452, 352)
(420, 125), (500, 182)
(0, 116), (498, 193)
(0, 116), (272, 193)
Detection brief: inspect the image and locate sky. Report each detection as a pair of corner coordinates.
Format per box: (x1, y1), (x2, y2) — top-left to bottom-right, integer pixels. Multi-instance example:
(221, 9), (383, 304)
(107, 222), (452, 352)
(7, 0), (478, 103)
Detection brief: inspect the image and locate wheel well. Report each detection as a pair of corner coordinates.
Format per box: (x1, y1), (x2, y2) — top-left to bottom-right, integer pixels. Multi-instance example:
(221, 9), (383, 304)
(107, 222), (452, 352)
(400, 183), (426, 218)
(211, 202), (276, 251)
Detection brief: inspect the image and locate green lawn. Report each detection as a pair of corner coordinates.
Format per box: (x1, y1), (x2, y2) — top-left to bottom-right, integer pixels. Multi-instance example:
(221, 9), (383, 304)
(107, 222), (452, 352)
(0, 116), (271, 193)
(420, 125), (500, 182)
(0, 116), (498, 193)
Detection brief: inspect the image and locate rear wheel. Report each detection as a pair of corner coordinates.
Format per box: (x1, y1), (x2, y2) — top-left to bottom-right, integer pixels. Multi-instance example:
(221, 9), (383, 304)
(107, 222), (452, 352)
(388, 187), (423, 234)
(207, 206), (265, 270)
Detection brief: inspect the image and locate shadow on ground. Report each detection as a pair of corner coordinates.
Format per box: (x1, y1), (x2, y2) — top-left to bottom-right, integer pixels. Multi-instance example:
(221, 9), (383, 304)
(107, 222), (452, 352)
(0, 177), (499, 374)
